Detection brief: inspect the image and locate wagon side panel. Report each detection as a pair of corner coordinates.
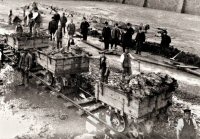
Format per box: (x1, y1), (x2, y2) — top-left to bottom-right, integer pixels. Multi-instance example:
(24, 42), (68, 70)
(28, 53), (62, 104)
(96, 84), (140, 118)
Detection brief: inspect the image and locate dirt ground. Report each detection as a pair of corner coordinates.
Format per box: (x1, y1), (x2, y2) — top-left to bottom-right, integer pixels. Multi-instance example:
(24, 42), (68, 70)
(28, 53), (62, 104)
(0, 65), (87, 139)
(0, 0), (200, 139)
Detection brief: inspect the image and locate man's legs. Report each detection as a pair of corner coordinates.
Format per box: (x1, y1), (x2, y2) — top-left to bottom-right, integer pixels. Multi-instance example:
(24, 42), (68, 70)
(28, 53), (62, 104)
(59, 40), (62, 49)
(25, 71), (29, 87)
(62, 25), (66, 34)
(105, 41), (109, 50)
(82, 33), (87, 41)
(57, 40), (59, 49)
(29, 25), (32, 35)
(110, 39), (114, 49)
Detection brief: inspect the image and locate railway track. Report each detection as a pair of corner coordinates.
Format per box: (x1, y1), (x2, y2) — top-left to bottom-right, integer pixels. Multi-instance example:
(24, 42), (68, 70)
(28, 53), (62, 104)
(2, 44), (132, 139)
(75, 33), (200, 78)
(2, 42), (169, 139)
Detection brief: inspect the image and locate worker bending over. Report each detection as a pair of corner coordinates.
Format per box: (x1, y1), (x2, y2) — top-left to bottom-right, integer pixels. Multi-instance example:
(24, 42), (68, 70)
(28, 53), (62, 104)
(100, 52), (110, 83)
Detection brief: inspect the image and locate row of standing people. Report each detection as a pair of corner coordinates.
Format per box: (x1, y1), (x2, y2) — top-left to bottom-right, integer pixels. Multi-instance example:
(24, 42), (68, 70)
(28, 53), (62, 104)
(48, 12), (90, 49)
(102, 22), (145, 55)
(102, 22), (171, 55)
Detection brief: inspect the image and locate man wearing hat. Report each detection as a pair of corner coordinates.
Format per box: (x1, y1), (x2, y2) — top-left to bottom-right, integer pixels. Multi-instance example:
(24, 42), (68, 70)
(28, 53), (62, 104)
(160, 30), (171, 55)
(176, 106), (197, 139)
(48, 17), (58, 41)
(60, 13), (67, 34)
(80, 17), (90, 41)
(121, 23), (134, 52)
(120, 48), (135, 80)
(54, 24), (63, 49)
(102, 21), (111, 50)
(135, 26), (146, 55)
(18, 49), (33, 87)
(99, 52), (110, 83)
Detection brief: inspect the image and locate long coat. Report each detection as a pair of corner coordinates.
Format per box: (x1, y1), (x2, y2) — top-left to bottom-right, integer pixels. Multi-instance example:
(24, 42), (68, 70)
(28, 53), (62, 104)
(80, 21), (90, 34)
(102, 26), (111, 42)
(67, 23), (76, 36)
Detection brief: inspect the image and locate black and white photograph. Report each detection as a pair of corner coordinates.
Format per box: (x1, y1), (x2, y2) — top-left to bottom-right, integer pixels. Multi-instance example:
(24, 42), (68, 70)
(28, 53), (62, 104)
(0, 0), (199, 139)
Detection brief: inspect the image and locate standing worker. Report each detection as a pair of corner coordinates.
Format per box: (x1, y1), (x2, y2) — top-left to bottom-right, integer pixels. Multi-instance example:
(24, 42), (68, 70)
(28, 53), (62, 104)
(48, 17), (58, 41)
(54, 25), (63, 49)
(53, 10), (60, 26)
(176, 106), (197, 139)
(15, 22), (23, 35)
(122, 23), (134, 52)
(67, 19), (76, 38)
(111, 23), (121, 50)
(100, 52), (110, 83)
(120, 48), (135, 79)
(60, 13), (67, 34)
(28, 11), (34, 34)
(135, 26), (145, 55)
(8, 9), (12, 25)
(32, 8), (42, 36)
(80, 17), (90, 41)
(18, 49), (33, 87)
(160, 30), (171, 55)
(102, 21), (111, 50)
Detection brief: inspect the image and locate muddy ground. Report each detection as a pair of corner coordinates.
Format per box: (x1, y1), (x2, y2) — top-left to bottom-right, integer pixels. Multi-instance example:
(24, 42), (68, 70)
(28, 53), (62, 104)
(0, 0), (200, 139)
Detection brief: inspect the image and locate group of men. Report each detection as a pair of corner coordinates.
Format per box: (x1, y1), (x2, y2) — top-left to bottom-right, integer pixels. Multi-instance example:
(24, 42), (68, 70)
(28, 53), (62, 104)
(102, 22), (172, 56)
(102, 22), (145, 55)
(8, 4), (198, 139)
(48, 11), (90, 49)
(14, 2), (42, 36)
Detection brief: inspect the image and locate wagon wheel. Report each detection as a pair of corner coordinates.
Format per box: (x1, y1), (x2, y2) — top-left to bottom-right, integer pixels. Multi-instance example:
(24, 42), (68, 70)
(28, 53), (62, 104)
(54, 77), (64, 92)
(110, 112), (127, 132)
(44, 71), (53, 86)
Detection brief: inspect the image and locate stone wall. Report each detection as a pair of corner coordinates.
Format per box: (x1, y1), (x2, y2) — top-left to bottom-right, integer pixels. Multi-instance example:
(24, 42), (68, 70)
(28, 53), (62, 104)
(146, 0), (179, 12)
(183, 0), (200, 15)
(92, 0), (200, 16)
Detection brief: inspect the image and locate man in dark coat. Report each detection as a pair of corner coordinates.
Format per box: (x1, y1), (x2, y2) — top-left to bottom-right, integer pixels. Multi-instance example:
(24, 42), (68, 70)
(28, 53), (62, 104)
(60, 12), (67, 34)
(28, 11), (34, 34)
(18, 49), (33, 87)
(80, 17), (90, 41)
(54, 26), (63, 49)
(67, 19), (76, 37)
(99, 52), (110, 83)
(177, 106), (197, 139)
(122, 23), (134, 52)
(48, 17), (58, 41)
(111, 23), (121, 49)
(160, 30), (171, 54)
(102, 22), (111, 50)
(15, 22), (23, 35)
(135, 27), (145, 55)
(53, 11), (60, 25)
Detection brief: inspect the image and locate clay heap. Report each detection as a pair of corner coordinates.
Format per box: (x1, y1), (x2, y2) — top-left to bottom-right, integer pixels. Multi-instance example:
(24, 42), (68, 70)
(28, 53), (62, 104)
(80, 60), (178, 98)
(118, 72), (178, 99)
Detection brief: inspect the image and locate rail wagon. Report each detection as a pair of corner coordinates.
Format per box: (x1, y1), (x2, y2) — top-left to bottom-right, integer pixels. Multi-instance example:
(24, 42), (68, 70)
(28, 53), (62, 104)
(36, 48), (90, 92)
(6, 34), (49, 50)
(95, 81), (173, 134)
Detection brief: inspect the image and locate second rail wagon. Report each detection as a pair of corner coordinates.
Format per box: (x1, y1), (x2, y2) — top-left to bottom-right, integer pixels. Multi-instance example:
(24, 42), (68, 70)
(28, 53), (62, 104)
(36, 48), (90, 92)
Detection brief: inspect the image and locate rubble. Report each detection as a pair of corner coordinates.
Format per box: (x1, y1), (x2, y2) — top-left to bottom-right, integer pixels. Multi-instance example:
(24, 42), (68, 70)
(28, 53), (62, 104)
(79, 58), (177, 99)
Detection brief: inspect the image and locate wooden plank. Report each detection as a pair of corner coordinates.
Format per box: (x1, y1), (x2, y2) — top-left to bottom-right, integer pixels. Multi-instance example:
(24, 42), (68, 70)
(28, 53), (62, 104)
(77, 103), (104, 116)
(65, 97), (95, 108)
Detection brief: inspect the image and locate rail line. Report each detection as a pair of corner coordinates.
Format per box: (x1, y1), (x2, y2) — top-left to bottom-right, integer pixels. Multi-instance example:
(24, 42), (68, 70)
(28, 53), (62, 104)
(75, 34), (200, 78)
(2, 42), (169, 139)
(2, 44), (131, 139)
